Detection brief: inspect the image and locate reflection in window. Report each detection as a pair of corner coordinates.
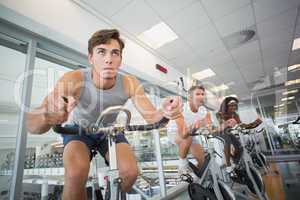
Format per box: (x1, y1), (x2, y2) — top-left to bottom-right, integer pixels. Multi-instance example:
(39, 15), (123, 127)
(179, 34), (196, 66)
(0, 44), (27, 199)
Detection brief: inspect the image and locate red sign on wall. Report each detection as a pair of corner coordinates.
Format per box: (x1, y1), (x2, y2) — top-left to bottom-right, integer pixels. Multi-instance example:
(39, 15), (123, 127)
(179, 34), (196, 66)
(156, 64), (168, 74)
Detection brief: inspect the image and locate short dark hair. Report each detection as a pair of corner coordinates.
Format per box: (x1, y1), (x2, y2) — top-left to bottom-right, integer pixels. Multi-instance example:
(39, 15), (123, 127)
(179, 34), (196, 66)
(188, 85), (205, 95)
(88, 29), (125, 54)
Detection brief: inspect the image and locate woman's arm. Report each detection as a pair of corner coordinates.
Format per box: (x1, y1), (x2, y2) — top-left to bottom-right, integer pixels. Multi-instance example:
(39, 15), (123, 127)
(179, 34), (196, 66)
(240, 117), (262, 129)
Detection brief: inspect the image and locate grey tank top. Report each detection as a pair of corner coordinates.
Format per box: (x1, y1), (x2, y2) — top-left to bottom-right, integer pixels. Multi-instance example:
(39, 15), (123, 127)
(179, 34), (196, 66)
(67, 68), (129, 128)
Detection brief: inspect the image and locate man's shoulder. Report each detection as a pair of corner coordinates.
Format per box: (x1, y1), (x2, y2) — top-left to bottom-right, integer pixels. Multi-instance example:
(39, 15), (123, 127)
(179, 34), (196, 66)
(122, 74), (141, 97)
(61, 69), (83, 82)
(123, 74), (141, 89)
(123, 74), (139, 83)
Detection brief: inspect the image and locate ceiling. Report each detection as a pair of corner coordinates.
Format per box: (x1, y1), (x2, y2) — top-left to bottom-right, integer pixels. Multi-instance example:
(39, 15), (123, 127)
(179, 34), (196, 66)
(77, 0), (300, 102)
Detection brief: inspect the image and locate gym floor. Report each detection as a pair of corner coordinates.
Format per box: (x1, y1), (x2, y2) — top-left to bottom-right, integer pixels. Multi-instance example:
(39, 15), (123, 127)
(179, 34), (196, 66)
(278, 161), (300, 200)
(263, 162), (300, 200)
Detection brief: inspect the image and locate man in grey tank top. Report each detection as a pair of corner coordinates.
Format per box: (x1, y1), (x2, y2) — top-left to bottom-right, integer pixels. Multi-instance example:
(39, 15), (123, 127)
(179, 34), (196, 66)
(26, 29), (183, 200)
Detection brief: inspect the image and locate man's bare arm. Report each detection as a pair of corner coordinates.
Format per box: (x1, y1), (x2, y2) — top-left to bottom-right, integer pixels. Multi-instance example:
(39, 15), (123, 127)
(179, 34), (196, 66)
(126, 76), (164, 123)
(126, 76), (182, 124)
(26, 71), (81, 134)
(26, 99), (52, 134)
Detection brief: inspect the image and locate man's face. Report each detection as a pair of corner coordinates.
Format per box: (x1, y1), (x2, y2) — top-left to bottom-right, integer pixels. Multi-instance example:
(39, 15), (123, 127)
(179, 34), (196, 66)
(88, 39), (122, 80)
(190, 88), (205, 107)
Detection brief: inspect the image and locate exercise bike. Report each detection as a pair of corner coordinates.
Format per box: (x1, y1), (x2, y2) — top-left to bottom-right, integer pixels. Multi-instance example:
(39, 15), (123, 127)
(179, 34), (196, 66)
(53, 106), (169, 200)
(244, 128), (269, 174)
(182, 127), (237, 200)
(227, 125), (270, 200)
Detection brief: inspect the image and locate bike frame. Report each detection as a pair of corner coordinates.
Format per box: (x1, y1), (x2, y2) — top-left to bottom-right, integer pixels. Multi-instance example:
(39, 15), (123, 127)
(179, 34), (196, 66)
(233, 127), (270, 200)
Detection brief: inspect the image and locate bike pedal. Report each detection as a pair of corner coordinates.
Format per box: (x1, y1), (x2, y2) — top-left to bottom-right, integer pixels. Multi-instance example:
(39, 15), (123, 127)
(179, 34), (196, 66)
(179, 174), (194, 183)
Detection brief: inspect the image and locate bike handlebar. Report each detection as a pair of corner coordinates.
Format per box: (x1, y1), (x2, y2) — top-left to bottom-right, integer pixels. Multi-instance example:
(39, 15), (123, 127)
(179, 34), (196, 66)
(53, 118), (169, 135)
(189, 127), (210, 136)
(255, 128), (265, 133)
(188, 128), (225, 143)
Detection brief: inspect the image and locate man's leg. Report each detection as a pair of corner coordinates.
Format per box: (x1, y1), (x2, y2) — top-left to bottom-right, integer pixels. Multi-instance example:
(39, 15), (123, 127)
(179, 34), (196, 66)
(62, 141), (91, 200)
(190, 143), (205, 168)
(174, 136), (193, 174)
(175, 136), (193, 159)
(105, 143), (139, 192)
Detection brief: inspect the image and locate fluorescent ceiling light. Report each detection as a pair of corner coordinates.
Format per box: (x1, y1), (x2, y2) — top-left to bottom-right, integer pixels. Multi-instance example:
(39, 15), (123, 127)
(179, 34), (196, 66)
(285, 79), (300, 86)
(282, 89), (298, 95)
(274, 103), (285, 108)
(288, 64), (300, 72)
(138, 22), (178, 49)
(292, 37), (300, 51)
(192, 68), (216, 80)
(281, 96), (295, 101)
(212, 84), (229, 92)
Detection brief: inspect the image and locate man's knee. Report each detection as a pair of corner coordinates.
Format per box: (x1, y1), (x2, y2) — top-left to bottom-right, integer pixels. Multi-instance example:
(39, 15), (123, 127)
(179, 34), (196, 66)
(63, 141), (91, 184)
(119, 163), (139, 191)
(65, 163), (90, 184)
(175, 136), (192, 146)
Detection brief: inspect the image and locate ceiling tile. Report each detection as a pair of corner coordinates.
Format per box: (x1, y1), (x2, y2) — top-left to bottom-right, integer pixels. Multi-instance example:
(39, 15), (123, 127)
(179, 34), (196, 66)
(242, 70), (264, 83)
(232, 86), (250, 96)
(111, 0), (161, 35)
(156, 39), (192, 60)
(260, 28), (294, 50)
(256, 8), (297, 38)
(183, 23), (219, 46)
(145, 0), (196, 19)
(186, 61), (214, 74)
(169, 53), (199, 73)
(201, 0), (250, 21)
(194, 78), (226, 93)
(253, 0), (300, 23)
(237, 61), (266, 84)
(264, 54), (289, 74)
(81, 0), (133, 17)
(215, 5), (255, 37)
(189, 49), (233, 70)
(182, 23), (226, 56)
(165, 1), (210, 36)
(230, 40), (262, 67)
(239, 60), (264, 70)
(212, 61), (245, 82)
(196, 40), (227, 58)
(261, 40), (292, 60)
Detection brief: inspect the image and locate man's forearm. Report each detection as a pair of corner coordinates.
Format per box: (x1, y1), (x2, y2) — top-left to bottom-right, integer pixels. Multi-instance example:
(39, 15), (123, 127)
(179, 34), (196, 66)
(143, 109), (164, 124)
(26, 107), (51, 134)
(175, 116), (189, 139)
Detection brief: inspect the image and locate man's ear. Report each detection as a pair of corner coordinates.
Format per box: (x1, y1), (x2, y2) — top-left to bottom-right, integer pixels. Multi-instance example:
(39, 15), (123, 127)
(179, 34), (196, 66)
(88, 53), (93, 65)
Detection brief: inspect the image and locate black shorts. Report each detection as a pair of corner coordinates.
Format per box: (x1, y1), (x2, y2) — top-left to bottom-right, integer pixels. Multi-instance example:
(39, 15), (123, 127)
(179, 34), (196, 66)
(61, 124), (129, 165)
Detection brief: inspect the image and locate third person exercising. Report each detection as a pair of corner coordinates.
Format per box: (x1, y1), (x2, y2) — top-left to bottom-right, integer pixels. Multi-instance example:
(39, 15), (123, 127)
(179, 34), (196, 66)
(167, 85), (212, 176)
